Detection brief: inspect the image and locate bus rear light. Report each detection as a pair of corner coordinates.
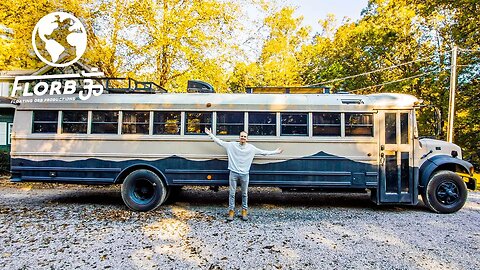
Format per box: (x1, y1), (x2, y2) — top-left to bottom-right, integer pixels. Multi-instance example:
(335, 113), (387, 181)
(207, 175), (212, 180)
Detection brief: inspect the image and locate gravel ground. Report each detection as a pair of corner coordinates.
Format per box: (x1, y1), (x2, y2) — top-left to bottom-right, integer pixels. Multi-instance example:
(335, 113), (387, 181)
(0, 177), (479, 270)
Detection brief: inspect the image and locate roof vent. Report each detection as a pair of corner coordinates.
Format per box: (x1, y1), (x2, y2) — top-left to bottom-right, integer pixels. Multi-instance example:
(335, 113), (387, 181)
(341, 99), (363, 104)
(187, 80), (215, 93)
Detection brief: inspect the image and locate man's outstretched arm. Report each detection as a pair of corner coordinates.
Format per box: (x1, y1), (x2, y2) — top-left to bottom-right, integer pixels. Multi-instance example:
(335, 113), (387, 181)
(254, 146), (283, 156)
(205, 127), (227, 147)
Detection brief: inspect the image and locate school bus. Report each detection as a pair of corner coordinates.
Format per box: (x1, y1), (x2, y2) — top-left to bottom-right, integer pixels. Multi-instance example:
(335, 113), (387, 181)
(10, 91), (476, 212)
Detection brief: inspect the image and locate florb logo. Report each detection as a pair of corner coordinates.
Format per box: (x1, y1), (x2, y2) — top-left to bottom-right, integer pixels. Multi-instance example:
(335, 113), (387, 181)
(32, 12), (87, 67)
(11, 12), (103, 102)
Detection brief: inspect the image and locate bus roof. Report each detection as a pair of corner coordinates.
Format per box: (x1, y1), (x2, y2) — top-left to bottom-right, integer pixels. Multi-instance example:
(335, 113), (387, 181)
(15, 92), (419, 111)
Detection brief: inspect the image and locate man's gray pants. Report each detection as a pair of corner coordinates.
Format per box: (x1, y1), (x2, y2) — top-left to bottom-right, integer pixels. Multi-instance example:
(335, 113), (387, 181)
(228, 171), (249, 211)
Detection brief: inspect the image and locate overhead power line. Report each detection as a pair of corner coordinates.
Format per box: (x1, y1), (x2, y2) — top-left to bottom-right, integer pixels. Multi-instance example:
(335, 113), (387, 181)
(349, 70), (438, 93)
(457, 64), (480, 67)
(458, 48), (480, 52)
(307, 51), (450, 87)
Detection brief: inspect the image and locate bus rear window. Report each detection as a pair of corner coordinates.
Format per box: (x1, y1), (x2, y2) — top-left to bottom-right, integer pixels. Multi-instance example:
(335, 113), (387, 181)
(122, 111), (150, 134)
(185, 112), (212, 134)
(62, 111), (88, 134)
(33, 111), (58, 133)
(216, 112), (244, 135)
(248, 112), (276, 136)
(345, 113), (373, 137)
(92, 111), (119, 134)
(154, 112), (181, 135)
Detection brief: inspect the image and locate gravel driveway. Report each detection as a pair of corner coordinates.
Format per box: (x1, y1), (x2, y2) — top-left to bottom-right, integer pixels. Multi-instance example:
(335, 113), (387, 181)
(0, 178), (479, 270)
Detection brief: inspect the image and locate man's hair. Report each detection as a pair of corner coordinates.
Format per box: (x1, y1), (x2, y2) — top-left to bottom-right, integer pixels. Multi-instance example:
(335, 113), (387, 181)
(240, 131), (248, 136)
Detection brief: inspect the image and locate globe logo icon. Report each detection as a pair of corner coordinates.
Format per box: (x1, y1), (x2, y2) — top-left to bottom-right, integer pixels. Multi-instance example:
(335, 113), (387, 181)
(32, 12), (87, 67)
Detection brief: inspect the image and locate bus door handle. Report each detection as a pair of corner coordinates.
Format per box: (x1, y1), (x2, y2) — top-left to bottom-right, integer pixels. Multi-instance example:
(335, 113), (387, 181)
(380, 153), (385, 166)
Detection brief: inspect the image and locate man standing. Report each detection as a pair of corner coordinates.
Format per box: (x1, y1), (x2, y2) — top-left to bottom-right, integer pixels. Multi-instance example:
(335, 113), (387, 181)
(205, 127), (282, 221)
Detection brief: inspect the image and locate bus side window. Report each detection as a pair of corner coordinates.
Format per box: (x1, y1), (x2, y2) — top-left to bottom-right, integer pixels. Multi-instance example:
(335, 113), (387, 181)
(153, 112), (181, 135)
(280, 113), (308, 136)
(313, 113), (341, 136)
(248, 112), (276, 136)
(216, 112), (244, 135)
(62, 111), (88, 134)
(33, 110), (58, 133)
(122, 111), (150, 134)
(345, 113), (374, 137)
(92, 111), (119, 134)
(185, 112), (212, 134)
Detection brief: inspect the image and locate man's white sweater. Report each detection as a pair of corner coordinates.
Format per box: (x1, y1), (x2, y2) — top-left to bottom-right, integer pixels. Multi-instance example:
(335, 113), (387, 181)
(208, 133), (281, 174)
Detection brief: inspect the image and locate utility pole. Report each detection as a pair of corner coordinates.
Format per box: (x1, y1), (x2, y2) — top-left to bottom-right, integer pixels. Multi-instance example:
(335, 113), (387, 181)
(447, 45), (458, 143)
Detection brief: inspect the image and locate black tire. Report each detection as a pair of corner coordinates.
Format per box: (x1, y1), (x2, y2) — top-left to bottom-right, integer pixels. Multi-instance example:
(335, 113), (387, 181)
(422, 170), (468, 214)
(121, 169), (166, 212)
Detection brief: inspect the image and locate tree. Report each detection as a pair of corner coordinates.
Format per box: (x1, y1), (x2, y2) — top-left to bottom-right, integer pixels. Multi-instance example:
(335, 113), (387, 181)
(228, 62), (262, 93)
(0, 0), (120, 76)
(228, 6), (311, 90)
(0, 0), (247, 93)
(82, 0), (129, 78)
(413, 0), (480, 166)
(257, 7), (310, 86)
(116, 0), (244, 92)
(0, 0), (56, 70)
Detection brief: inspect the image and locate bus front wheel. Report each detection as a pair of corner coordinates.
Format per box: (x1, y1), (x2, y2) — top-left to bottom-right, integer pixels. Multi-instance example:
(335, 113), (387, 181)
(121, 169), (167, 211)
(422, 170), (467, 214)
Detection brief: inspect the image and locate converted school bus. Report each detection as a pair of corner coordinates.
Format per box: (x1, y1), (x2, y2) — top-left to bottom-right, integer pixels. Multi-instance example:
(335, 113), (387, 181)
(10, 88), (476, 213)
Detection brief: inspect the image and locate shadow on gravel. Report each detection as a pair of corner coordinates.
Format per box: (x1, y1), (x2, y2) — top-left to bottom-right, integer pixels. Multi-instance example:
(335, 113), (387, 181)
(177, 189), (375, 208)
(173, 188), (429, 213)
(41, 186), (428, 213)
(47, 189), (124, 207)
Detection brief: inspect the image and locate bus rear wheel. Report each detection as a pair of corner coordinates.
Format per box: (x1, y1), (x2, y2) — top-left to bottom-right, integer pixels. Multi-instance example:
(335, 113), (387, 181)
(121, 169), (166, 211)
(422, 170), (467, 214)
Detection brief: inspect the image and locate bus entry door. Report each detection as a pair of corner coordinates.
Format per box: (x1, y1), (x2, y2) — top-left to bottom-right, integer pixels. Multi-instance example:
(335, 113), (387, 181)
(378, 110), (414, 203)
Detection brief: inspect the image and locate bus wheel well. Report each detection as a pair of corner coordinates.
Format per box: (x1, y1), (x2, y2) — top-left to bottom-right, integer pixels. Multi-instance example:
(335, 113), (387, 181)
(432, 163), (469, 176)
(115, 164), (167, 185)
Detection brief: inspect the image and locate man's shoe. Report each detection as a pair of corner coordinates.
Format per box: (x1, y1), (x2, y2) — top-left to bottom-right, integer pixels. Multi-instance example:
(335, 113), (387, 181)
(241, 209), (248, 221)
(227, 210), (234, 222)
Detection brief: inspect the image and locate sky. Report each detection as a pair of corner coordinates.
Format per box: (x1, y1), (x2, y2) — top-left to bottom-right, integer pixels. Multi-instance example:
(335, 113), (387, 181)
(289, 0), (369, 33)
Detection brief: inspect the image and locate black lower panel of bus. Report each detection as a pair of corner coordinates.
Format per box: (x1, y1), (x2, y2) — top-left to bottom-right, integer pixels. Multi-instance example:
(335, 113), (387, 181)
(10, 151), (416, 204)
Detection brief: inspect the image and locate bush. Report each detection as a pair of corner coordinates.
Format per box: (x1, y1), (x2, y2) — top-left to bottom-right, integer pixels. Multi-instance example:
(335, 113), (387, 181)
(0, 152), (10, 175)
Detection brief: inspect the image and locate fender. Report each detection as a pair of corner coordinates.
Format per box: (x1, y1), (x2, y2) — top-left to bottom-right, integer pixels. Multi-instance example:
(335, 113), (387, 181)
(419, 155), (473, 188)
(114, 163), (169, 185)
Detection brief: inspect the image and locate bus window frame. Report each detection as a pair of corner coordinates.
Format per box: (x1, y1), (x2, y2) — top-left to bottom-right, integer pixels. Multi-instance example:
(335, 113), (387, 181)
(153, 111), (181, 135)
(280, 112), (309, 136)
(216, 111), (245, 136)
(344, 112), (375, 137)
(122, 111), (150, 135)
(61, 110), (88, 134)
(248, 111), (277, 136)
(312, 112), (342, 137)
(91, 110), (119, 134)
(32, 110), (59, 134)
(185, 111), (213, 135)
